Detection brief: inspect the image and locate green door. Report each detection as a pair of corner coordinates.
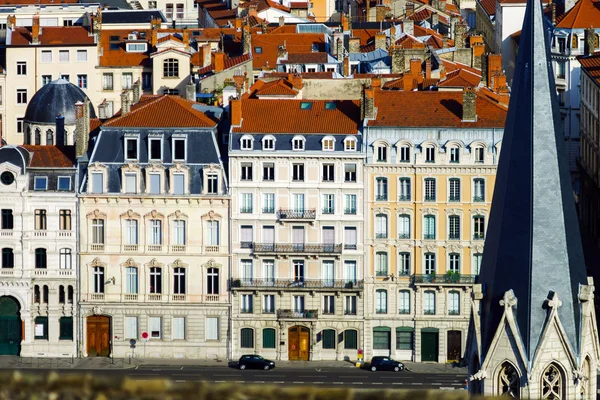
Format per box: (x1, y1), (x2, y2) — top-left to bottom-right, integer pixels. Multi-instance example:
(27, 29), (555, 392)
(0, 297), (21, 355)
(421, 330), (438, 362)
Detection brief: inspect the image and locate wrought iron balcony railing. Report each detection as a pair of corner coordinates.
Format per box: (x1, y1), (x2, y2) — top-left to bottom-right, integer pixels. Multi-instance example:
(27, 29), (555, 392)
(398, 233), (410, 239)
(229, 278), (364, 290)
(252, 243), (342, 254)
(473, 195), (485, 202)
(473, 234), (485, 240)
(344, 208), (356, 215)
(375, 195), (388, 201)
(398, 195), (411, 201)
(412, 274), (477, 284)
(423, 234), (436, 240)
(277, 309), (319, 319)
(277, 209), (316, 220)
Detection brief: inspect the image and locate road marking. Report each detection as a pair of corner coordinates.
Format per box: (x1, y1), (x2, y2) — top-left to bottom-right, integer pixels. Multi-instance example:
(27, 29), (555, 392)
(253, 381), (265, 384)
(371, 382), (383, 385)
(273, 381), (284, 384)
(215, 381), (226, 383)
(298, 376), (322, 378)
(352, 382), (363, 385)
(432, 383), (442, 385)
(213, 374), (242, 377)
(313, 382), (324, 384)
(440, 387), (456, 390)
(234, 381), (245, 383)
(392, 383), (403, 385)
(133, 374), (160, 376)
(411, 383), (423, 385)
(451, 383), (463, 386)
(292, 381), (304, 384)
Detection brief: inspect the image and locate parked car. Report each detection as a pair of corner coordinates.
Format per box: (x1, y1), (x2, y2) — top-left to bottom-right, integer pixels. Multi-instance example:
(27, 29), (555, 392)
(369, 356), (404, 372)
(238, 355), (276, 370)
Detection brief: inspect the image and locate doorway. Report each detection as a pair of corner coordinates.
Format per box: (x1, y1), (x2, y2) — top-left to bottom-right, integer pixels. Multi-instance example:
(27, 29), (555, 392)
(421, 328), (439, 362)
(0, 296), (21, 355)
(87, 315), (110, 357)
(288, 326), (310, 360)
(447, 330), (461, 362)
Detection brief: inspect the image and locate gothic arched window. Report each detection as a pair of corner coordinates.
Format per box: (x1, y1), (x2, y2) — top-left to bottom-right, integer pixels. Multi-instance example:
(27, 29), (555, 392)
(541, 363), (564, 399)
(498, 361), (520, 398)
(46, 129), (54, 145)
(580, 357), (591, 399)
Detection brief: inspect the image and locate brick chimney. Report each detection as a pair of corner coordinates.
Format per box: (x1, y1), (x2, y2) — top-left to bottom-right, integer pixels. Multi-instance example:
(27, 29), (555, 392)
(361, 84), (375, 119)
(425, 59), (431, 79)
(32, 14), (41, 45)
(212, 52), (226, 72)
(371, 75), (381, 89)
(405, 2), (414, 17)
(182, 30), (190, 50)
(409, 58), (421, 75)
(230, 97), (242, 126)
(455, 21), (467, 48)
(75, 99), (91, 158)
(403, 75), (414, 91)
(488, 53), (502, 87)
(404, 19), (414, 36)
(375, 32), (387, 51)
(492, 73), (507, 93)
(132, 80), (141, 104)
(235, 17), (243, 29)
(288, 73), (303, 89)
(343, 53), (350, 76)
(233, 72), (247, 95)
(341, 13), (349, 32)
(121, 91), (130, 114)
(462, 89), (477, 122)
(349, 37), (360, 53)
(584, 27), (595, 56)
(277, 44), (287, 60)
(432, 0), (439, 10)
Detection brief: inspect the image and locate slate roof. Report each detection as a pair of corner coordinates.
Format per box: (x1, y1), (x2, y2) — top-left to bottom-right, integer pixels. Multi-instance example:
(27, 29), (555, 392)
(102, 10), (166, 24)
(10, 26), (96, 46)
(478, 0), (588, 364)
(24, 79), (96, 125)
(21, 145), (76, 168)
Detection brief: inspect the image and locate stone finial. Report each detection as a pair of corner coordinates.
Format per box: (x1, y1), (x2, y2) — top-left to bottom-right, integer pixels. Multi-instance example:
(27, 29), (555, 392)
(470, 369), (487, 380)
(545, 292), (562, 309)
(500, 289), (518, 310)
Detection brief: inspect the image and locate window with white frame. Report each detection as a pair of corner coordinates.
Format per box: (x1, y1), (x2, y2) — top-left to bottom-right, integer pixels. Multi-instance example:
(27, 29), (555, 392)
(207, 267), (219, 294)
(399, 252), (410, 275)
(424, 291), (436, 314)
(344, 194), (357, 214)
(398, 214), (410, 239)
(473, 178), (485, 202)
(323, 295), (335, 314)
(448, 291), (460, 314)
(207, 221), (219, 246)
(206, 317), (219, 340)
(448, 215), (460, 240)
(263, 260), (274, 284)
(41, 50), (52, 63)
(399, 145), (410, 162)
(344, 227), (357, 250)
(241, 259), (253, 283)
(344, 163), (356, 182)
(474, 146), (485, 163)
(262, 193), (275, 213)
(241, 226), (253, 249)
(263, 294), (275, 313)
(93, 266), (104, 293)
(423, 215), (435, 240)
(345, 295), (357, 314)
(103, 73), (113, 90)
(424, 178), (436, 201)
(344, 137), (356, 151)
(77, 50), (88, 62)
(172, 316), (185, 339)
(241, 163), (253, 181)
(473, 253), (483, 275)
(376, 252), (388, 276)
(207, 174), (218, 194)
(125, 219), (138, 245)
(125, 267), (138, 294)
(149, 173), (161, 195)
(376, 177), (388, 200)
(376, 289), (387, 313)
(124, 173), (137, 194)
(293, 260), (304, 282)
(263, 163), (274, 181)
(172, 220), (186, 245)
(262, 136), (274, 150)
(241, 136), (253, 150)
(425, 146), (436, 162)
(344, 260), (357, 283)
(424, 253), (436, 275)
(376, 144), (388, 162)
(125, 137), (138, 160)
(240, 193), (253, 213)
(172, 173), (185, 195)
(398, 178), (411, 201)
(293, 295), (305, 313)
(124, 316), (138, 339)
(473, 215), (486, 240)
(322, 137), (334, 151)
(375, 214), (388, 238)
(59, 50), (70, 62)
(322, 260), (334, 287)
(292, 163), (304, 181)
(450, 146), (460, 163)
(399, 290), (410, 314)
(449, 178), (460, 202)
(16, 61), (26, 76)
(149, 267), (162, 293)
(449, 253), (460, 273)
(77, 74), (88, 89)
(34, 177), (48, 191)
(17, 89), (27, 104)
(149, 219), (162, 245)
(92, 219), (105, 244)
(241, 294), (253, 313)
(173, 267), (186, 294)
(322, 164), (335, 182)
(322, 194), (334, 214)
(292, 136), (305, 150)
(172, 138), (186, 160)
(149, 137), (162, 161)
(59, 248), (72, 269)
(149, 316), (162, 338)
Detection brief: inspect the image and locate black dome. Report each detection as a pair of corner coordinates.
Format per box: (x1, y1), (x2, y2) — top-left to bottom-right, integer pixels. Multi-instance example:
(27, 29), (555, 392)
(24, 79), (96, 125)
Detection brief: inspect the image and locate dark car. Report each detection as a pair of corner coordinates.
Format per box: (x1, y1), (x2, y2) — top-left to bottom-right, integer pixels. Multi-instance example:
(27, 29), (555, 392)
(238, 354), (276, 370)
(369, 356), (404, 372)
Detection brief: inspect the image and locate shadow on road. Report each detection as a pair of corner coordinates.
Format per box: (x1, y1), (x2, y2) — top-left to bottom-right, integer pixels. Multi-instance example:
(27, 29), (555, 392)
(228, 361), (239, 369)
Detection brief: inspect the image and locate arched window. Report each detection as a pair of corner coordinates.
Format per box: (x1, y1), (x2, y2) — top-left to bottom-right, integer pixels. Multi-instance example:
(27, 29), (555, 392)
(35, 128), (41, 145)
(35, 248), (47, 269)
(207, 267), (219, 295)
(375, 142), (389, 162)
(498, 361), (520, 398)
(34, 285), (41, 303)
(149, 267), (162, 294)
(59, 285), (65, 304)
(2, 248), (14, 268)
(375, 213), (388, 238)
(572, 34), (578, 48)
(292, 136), (305, 151)
(541, 363), (564, 399)
(240, 327), (254, 348)
(322, 136), (335, 151)
(68, 285), (74, 304)
(43, 285), (49, 303)
(398, 289), (410, 314)
(46, 129), (54, 145)
(262, 328), (276, 348)
(375, 289), (387, 313)
(163, 58), (179, 77)
(240, 135), (253, 150)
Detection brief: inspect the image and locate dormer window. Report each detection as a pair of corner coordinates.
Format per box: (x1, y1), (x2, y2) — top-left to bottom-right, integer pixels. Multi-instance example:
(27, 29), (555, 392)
(172, 137), (186, 161)
(425, 146), (435, 163)
(124, 173), (137, 194)
(474, 147), (485, 163)
(399, 145), (410, 162)
(322, 136), (335, 151)
(292, 136), (305, 151)
(149, 137), (163, 161)
(376, 145), (388, 162)
(344, 137), (356, 151)
(241, 135), (253, 150)
(57, 176), (71, 191)
(126, 42), (147, 53)
(450, 147), (460, 163)
(90, 172), (104, 194)
(34, 176), (48, 191)
(262, 136), (275, 150)
(125, 137), (139, 161)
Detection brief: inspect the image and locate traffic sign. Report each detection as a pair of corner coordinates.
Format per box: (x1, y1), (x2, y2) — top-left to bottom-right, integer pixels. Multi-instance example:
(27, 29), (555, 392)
(142, 332), (148, 339)
(130, 339), (136, 349)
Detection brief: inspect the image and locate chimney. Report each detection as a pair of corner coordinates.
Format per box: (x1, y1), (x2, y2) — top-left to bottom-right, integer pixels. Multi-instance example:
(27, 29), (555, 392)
(279, 16), (285, 26)
(371, 75), (382, 89)
(409, 58), (421, 75)
(182, 30), (190, 50)
(551, 2), (556, 25)
(439, 0), (446, 13)
(335, 36), (344, 60)
(248, 3), (258, 17)
(349, 37), (360, 53)
(32, 14), (41, 45)
(289, 73), (303, 89)
(493, 73), (507, 93)
(341, 12), (349, 32)
(450, 15), (460, 40)
(462, 89), (477, 122)
(455, 22), (467, 48)
(497, 87), (510, 106)
(235, 17), (243, 29)
(121, 91), (130, 114)
(230, 97), (242, 126)
(7, 15), (16, 29)
(488, 53), (502, 87)
(202, 43), (212, 67)
(375, 32), (387, 51)
(261, 20), (268, 34)
(405, 2), (414, 17)
(432, 0), (439, 10)
(151, 29), (158, 47)
(403, 75), (414, 91)
(343, 53), (351, 76)
(481, 53), (488, 85)
(151, 16), (161, 31)
(390, 46), (405, 73)
(98, 100), (107, 120)
(390, 24), (396, 38)
(233, 72), (247, 95)
(404, 18), (414, 36)
(361, 84), (375, 119)
(132, 80), (141, 104)
(55, 115), (65, 146)
(584, 27), (595, 56)
(212, 52), (226, 72)
(242, 25), (251, 55)
(186, 81), (196, 101)
(375, 5), (386, 22)
(366, 0), (371, 22)
(277, 44), (287, 60)
(431, 12), (439, 31)
(75, 100), (91, 158)
(440, 66), (446, 79)
(425, 59), (431, 79)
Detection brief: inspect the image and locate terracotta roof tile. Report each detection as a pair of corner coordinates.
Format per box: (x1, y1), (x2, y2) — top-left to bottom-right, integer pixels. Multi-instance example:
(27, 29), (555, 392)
(369, 90), (507, 127)
(233, 99), (361, 133)
(197, 0), (237, 26)
(478, 0), (496, 16)
(556, 0), (600, 28)
(262, 71), (334, 79)
(104, 95), (218, 128)
(196, 53), (252, 75)
(290, 1), (309, 7)
(21, 145), (76, 168)
(253, 79), (299, 96)
(252, 33), (326, 68)
(438, 68), (482, 87)
(578, 52), (600, 86)
(90, 118), (103, 133)
(99, 29), (151, 67)
(10, 26), (95, 46)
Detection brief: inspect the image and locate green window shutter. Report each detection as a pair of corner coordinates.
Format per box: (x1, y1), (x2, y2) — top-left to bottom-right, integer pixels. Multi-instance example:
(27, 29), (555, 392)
(59, 317), (73, 340)
(262, 328), (275, 349)
(34, 316), (48, 340)
(373, 329), (390, 349)
(396, 331), (413, 350)
(240, 328), (254, 348)
(344, 330), (358, 349)
(322, 329), (335, 349)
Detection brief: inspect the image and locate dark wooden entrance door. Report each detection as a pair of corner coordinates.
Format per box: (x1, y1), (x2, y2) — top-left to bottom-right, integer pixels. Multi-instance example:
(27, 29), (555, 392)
(0, 297), (21, 355)
(288, 326), (310, 360)
(421, 330), (438, 362)
(447, 330), (461, 362)
(87, 316), (110, 357)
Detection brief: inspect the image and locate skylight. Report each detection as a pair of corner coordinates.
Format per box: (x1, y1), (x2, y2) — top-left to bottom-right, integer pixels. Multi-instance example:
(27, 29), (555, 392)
(300, 102), (312, 110)
(325, 102), (336, 110)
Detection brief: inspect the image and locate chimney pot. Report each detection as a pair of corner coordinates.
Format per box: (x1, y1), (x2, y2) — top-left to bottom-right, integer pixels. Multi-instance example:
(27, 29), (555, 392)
(349, 37), (360, 53)
(584, 27), (596, 56)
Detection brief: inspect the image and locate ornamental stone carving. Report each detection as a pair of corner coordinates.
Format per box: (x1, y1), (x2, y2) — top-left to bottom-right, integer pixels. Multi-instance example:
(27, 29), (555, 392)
(146, 163), (165, 171)
(121, 258), (138, 267)
(397, 208), (412, 215)
(121, 162), (141, 172)
(146, 258), (164, 267)
(472, 244), (484, 253)
(120, 209), (141, 219)
(92, 306), (104, 315)
(545, 292), (562, 309)
(171, 163), (189, 172)
(144, 210), (165, 219)
(171, 259), (188, 268)
(500, 289), (518, 310)
(90, 258), (106, 267)
(168, 210), (188, 219)
(422, 208), (438, 215)
(447, 244), (462, 253)
(203, 259), (221, 269)
(471, 209), (487, 216)
(446, 208), (463, 215)
(424, 244), (436, 253)
(87, 209), (107, 219)
(202, 210), (223, 220)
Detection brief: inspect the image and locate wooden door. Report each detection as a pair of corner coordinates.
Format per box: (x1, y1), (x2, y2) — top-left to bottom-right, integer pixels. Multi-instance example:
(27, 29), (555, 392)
(447, 330), (461, 362)
(288, 326), (299, 360)
(421, 332), (438, 362)
(87, 316), (110, 357)
(298, 327), (310, 360)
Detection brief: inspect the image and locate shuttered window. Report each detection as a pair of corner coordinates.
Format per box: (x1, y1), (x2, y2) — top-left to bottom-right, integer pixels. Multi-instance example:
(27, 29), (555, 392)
(172, 317), (185, 340)
(240, 328), (254, 348)
(396, 328), (413, 350)
(149, 317), (161, 339)
(344, 329), (358, 349)
(206, 317), (219, 340)
(373, 327), (390, 349)
(322, 329), (336, 349)
(124, 316), (138, 339)
(173, 174), (185, 195)
(262, 328), (276, 349)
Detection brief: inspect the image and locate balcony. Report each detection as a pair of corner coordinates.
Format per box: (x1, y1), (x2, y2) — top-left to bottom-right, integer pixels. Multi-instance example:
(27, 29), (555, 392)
(230, 278), (364, 290)
(205, 245), (219, 253)
(344, 244), (357, 250)
(90, 293), (105, 301)
(123, 244), (139, 252)
(375, 233), (388, 239)
(424, 310), (436, 315)
(322, 208), (335, 215)
(203, 294), (224, 302)
(172, 294), (186, 301)
(148, 294), (163, 301)
(473, 196), (485, 202)
(147, 245), (162, 252)
(448, 196), (460, 202)
(398, 195), (410, 201)
(90, 244), (105, 252)
(448, 310), (460, 315)
(277, 209), (316, 220)
(0, 230), (13, 237)
(423, 234), (436, 240)
(240, 207), (253, 214)
(424, 196), (436, 202)
(344, 208), (357, 215)
(241, 242), (253, 249)
(399, 308), (410, 315)
(413, 274), (477, 285)
(473, 234), (485, 240)
(33, 230), (47, 238)
(277, 309), (319, 319)
(398, 233), (410, 239)
(171, 245), (186, 253)
(123, 294), (138, 301)
(375, 195), (388, 201)
(58, 231), (72, 238)
(252, 243), (342, 255)
(375, 270), (388, 277)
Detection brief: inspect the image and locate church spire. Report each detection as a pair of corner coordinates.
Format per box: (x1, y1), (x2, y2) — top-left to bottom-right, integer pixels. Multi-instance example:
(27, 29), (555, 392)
(477, 0), (588, 364)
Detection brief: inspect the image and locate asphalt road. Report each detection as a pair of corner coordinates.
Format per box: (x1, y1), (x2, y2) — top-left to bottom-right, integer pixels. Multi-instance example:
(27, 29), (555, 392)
(4, 364), (467, 390)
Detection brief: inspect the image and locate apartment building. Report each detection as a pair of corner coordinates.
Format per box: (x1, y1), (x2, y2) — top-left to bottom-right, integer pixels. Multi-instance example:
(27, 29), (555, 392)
(228, 79), (365, 361)
(363, 84), (506, 363)
(78, 95), (230, 359)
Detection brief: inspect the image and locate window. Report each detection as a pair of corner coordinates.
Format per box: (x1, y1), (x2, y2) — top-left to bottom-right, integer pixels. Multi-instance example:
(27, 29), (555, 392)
(76, 49), (87, 62)
(322, 164), (335, 182)
(322, 194), (335, 214)
(166, 3), (174, 18)
(293, 194), (305, 213)
(292, 136), (305, 150)
(68, 286), (74, 304)
(77, 74), (87, 89)
(398, 214), (410, 239)
(172, 317), (185, 340)
(450, 147), (460, 163)
(498, 362), (520, 397)
(173, 220), (186, 245)
(398, 252), (411, 276)
(241, 226), (253, 250)
(125, 219), (138, 245)
(323, 295), (335, 314)
(206, 317), (219, 340)
(125, 267), (138, 294)
(148, 174), (161, 195)
(103, 73), (113, 90)
(424, 290), (436, 314)
(173, 138), (186, 160)
(17, 61), (26, 76)
(300, 102), (312, 110)
(424, 215), (435, 240)
(344, 194), (357, 215)
(263, 294), (275, 313)
(59, 317), (73, 340)
(92, 219), (105, 244)
(1, 210), (13, 230)
(343, 164), (357, 182)
(322, 137), (334, 151)
(262, 193), (275, 213)
(449, 178), (460, 202)
(292, 163), (304, 181)
(240, 193), (253, 213)
(449, 253), (460, 273)
(473, 253), (483, 275)
(263, 328), (276, 348)
(173, 174), (185, 195)
(293, 295), (305, 312)
(207, 267), (219, 295)
(376, 145), (388, 162)
(263, 260), (275, 285)
(399, 290), (410, 314)
(207, 174), (218, 194)
(207, 221), (219, 246)
(241, 294), (253, 313)
(45, 129), (54, 146)
(254, 47), (263, 54)
(448, 215), (460, 240)
(124, 316), (138, 339)
(376, 252), (388, 276)
(448, 291), (460, 315)
(474, 147), (485, 163)
(125, 138), (138, 160)
(126, 43), (147, 52)
(42, 75), (52, 85)
(425, 146), (436, 162)
(35, 129), (41, 145)
(376, 177), (388, 201)
(473, 215), (486, 240)
(373, 327), (390, 349)
(61, 74), (70, 82)
(397, 177), (411, 201)
(556, 61), (566, 79)
(59, 248), (72, 269)
(2, 248), (14, 268)
(142, 72), (152, 90)
(424, 178), (436, 201)
(240, 328), (254, 348)
(342, 330), (357, 349)
(240, 136), (253, 150)
(345, 296), (357, 315)
(147, 138), (162, 161)
(93, 266), (104, 293)
(163, 58), (179, 78)
(262, 163), (274, 181)
(376, 289), (387, 313)
(473, 178), (485, 202)
(344, 227), (357, 250)
(35, 209), (47, 230)
(262, 136), (274, 150)
(322, 329), (336, 349)
(149, 316), (162, 339)
(34, 176), (48, 191)
(17, 89), (27, 104)
(399, 145), (410, 162)
(35, 317), (48, 340)
(60, 286), (66, 304)
(425, 253), (436, 275)
(17, 118), (24, 134)
(150, 267), (162, 294)
(241, 163), (253, 181)
(293, 260), (304, 282)
(59, 50), (69, 62)
(91, 172), (103, 194)
(122, 73), (133, 90)
(176, 3), (184, 18)
(375, 214), (388, 238)
(57, 176), (71, 191)
(148, 219), (162, 245)
(344, 138), (356, 151)
(41, 51), (52, 63)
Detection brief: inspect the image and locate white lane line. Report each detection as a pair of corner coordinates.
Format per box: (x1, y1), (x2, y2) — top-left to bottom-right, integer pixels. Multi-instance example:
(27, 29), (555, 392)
(133, 374), (160, 376)
(234, 381), (245, 383)
(371, 382), (383, 385)
(215, 381), (226, 383)
(451, 383), (463, 386)
(253, 381), (265, 384)
(352, 382), (364, 385)
(313, 382), (324, 384)
(292, 381), (304, 384)
(440, 387), (456, 390)
(273, 381), (284, 384)
(431, 383), (442, 385)
(411, 382), (423, 385)
(298, 376), (322, 378)
(392, 383), (403, 385)
(214, 374), (241, 377)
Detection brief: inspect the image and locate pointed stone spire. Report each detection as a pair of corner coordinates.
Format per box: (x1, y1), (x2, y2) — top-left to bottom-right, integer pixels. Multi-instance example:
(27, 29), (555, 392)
(477, 0), (588, 364)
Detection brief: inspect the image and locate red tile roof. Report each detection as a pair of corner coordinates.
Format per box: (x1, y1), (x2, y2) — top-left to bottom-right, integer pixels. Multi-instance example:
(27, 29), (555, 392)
(104, 95), (218, 128)
(10, 26), (95, 46)
(99, 29), (151, 67)
(21, 145), (76, 168)
(290, 1), (309, 7)
(578, 52), (600, 85)
(556, 0), (600, 28)
(478, 0), (496, 16)
(262, 71), (334, 79)
(254, 79), (299, 96)
(233, 98), (361, 133)
(438, 68), (482, 87)
(197, 0), (237, 27)
(196, 53), (252, 75)
(369, 90), (507, 127)
(251, 33), (326, 68)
